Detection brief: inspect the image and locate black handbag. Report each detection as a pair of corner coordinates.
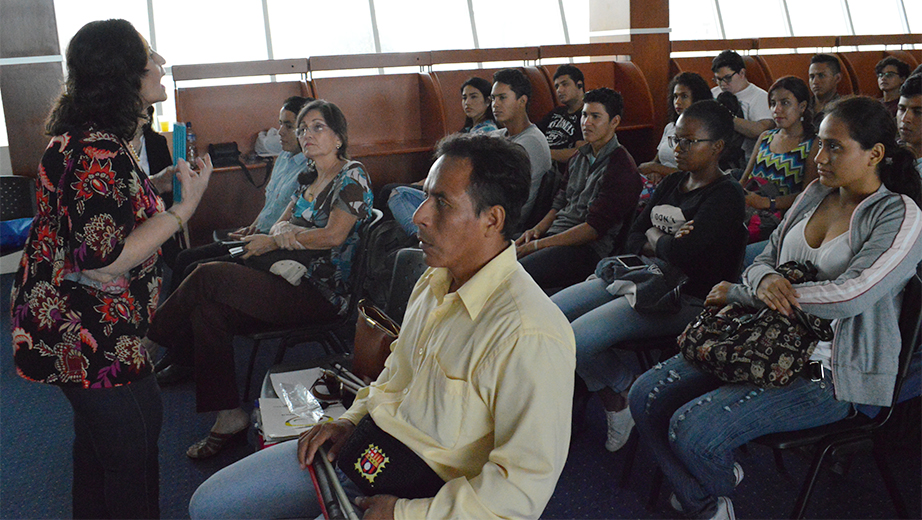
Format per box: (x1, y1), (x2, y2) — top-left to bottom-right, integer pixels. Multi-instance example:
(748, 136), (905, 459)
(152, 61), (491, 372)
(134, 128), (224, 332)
(678, 261), (834, 388)
(337, 415), (444, 499)
(207, 142), (266, 187)
(594, 256), (688, 314)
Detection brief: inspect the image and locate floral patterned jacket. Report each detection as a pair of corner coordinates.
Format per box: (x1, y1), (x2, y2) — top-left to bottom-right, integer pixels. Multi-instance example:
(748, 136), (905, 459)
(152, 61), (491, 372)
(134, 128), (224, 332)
(11, 128), (164, 388)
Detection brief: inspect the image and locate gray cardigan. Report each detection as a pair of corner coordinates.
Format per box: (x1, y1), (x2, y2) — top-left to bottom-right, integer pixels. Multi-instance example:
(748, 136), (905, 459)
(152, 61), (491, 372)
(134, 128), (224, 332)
(728, 181), (922, 406)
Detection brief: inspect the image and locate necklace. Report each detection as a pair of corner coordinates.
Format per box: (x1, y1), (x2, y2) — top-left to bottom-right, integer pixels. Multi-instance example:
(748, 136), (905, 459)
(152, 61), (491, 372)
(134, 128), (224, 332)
(305, 161), (343, 202)
(126, 140), (142, 166)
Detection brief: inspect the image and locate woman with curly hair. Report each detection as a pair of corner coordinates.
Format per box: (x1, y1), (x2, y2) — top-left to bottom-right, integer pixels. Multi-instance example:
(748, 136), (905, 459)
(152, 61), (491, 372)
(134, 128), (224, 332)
(10, 19), (211, 518)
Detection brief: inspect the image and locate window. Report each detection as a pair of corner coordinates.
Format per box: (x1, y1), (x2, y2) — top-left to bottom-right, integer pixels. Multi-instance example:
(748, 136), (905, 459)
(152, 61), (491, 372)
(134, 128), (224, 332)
(670, 0), (722, 40)
(268, 0), (376, 58)
(376, 0), (474, 52)
(151, 0), (268, 65)
(717, 0), (790, 39)
(561, 0), (590, 44)
(905, 0), (922, 33)
(471, 0), (566, 48)
(54, 0), (150, 59)
(847, 0), (908, 35)
(786, 0), (851, 37)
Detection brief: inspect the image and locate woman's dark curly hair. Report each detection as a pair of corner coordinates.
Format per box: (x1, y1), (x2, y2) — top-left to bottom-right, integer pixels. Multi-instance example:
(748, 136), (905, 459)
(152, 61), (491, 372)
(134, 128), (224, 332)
(46, 19), (149, 139)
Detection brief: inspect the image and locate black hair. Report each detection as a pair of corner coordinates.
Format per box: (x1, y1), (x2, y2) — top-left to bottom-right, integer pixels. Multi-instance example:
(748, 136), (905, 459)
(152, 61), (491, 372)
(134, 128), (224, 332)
(493, 68), (532, 102)
(46, 19), (149, 139)
(680, 100), (736, 171)
(583, 88), (623, 118)
(713, 93), (746, 170)
(768, 76), (815, 138)
(825, 96), (921, 205)
(282, 96), (313, 115)
(810, 54), (841, 75)
(667, 72), (712, 121)
(711, 50), (745, 74)
(900, 73), (921, 98)
(875, 57), (911, 79)
(297, 99), (349, 160)
(434, 133), (531, 240)
(460, 77), (495, 131)
(553, 64), (585, 90)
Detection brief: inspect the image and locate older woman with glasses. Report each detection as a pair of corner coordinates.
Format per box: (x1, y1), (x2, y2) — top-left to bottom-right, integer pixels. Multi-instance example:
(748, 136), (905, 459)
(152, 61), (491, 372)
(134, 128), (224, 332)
(145, 99), (373, 459)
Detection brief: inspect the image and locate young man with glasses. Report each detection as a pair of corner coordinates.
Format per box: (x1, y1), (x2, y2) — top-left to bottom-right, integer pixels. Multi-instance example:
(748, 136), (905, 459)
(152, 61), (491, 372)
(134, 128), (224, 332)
(710, 50), (773, 161)
(875, 56), (911, 117)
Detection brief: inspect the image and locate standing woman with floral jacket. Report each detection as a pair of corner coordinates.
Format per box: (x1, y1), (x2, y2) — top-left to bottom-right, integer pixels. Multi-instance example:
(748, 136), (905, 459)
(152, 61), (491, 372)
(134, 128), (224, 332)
(10, 19), (211, 518)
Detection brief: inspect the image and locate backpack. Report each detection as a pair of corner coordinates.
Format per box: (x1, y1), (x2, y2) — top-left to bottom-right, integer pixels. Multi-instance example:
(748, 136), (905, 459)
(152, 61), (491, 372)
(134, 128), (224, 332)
(361, 219), (418, 309)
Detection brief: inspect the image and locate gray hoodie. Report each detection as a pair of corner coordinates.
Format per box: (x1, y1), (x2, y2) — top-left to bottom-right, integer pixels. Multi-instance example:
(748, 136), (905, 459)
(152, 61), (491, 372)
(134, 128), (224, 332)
(728, 180), (922, 406)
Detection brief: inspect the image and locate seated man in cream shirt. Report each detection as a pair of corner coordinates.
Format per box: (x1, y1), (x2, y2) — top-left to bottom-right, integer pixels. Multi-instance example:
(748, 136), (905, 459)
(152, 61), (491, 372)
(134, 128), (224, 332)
(188, 133), (576, 520)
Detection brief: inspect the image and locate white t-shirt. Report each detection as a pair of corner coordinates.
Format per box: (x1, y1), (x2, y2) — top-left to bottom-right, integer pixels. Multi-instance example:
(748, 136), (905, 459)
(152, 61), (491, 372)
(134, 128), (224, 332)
(712, 82), (772, 161)
(655, 121), (678, 168)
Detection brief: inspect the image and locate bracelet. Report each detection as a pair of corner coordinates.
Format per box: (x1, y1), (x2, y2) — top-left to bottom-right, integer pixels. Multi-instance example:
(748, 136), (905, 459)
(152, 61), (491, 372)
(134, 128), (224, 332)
(165, 209), (183, 231)
(533, 240), (540, 252)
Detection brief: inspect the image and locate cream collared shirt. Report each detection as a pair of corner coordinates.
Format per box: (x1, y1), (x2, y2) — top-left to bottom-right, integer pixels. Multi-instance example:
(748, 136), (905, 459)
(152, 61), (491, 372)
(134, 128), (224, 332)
(341, 245), (575, 519)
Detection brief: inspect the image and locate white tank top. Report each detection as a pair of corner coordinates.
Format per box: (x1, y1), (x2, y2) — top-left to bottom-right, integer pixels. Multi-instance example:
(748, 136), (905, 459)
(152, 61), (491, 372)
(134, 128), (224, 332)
(777, 208), (854, 369)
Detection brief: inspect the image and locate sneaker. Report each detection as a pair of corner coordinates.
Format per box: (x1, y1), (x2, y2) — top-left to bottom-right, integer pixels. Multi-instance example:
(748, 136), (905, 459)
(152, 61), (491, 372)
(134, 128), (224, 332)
(604, 407), (634, 452)
(710, 497), (735, 520)
(670, 463), (743, 512)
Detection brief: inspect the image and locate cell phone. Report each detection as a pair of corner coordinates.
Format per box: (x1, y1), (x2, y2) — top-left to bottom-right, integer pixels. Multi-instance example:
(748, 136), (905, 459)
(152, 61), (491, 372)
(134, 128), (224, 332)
(614, 254), (646, 270)
(228, 246), (246, 258)
(221, 240), (247, 248)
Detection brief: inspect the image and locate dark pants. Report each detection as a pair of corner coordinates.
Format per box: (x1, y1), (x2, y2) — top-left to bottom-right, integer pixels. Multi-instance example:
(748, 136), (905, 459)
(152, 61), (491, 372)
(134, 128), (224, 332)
(168, 242), (239, 295)
(61, 373), (163, 519)
(147, 261), (339, 412)
(519, 244), (601, 290)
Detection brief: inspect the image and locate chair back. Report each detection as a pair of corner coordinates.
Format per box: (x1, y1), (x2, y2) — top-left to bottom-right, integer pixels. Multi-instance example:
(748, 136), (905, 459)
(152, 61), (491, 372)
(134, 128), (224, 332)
(347, 208), (385, 309)
(384, 248), (427, 326)
(1, 176), (36, 221)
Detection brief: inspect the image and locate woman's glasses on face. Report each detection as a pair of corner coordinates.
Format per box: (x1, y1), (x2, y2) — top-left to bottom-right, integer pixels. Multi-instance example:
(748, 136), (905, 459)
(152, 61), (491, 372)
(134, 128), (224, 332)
(668, 136), (717, 149)
(296, 122), (330, 137)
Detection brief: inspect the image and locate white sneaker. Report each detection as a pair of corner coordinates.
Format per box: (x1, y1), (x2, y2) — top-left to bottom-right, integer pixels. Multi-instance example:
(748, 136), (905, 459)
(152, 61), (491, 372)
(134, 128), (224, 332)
(670, 463), (743, 512)
(604, 408), (634, 452)
(710, 497), (735, 520)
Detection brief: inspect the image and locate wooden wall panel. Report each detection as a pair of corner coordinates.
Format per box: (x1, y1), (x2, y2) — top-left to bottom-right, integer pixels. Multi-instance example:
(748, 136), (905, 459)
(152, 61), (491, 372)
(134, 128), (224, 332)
(1, 0), (63, 178)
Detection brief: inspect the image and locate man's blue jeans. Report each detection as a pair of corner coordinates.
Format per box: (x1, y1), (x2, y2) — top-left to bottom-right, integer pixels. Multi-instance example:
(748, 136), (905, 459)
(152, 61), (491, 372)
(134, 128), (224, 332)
(61, 373), (162, 519)
(190, 439), (362, 519)
(628, 355), (852, 518)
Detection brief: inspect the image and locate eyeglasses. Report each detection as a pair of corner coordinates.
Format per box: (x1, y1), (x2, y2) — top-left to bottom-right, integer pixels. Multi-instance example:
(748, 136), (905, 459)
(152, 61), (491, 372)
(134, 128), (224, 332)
(713, 71), (738, 85)
(296, 122), (330, 137)
(668, 136), (717, 148)
(877, 71), (900, 79)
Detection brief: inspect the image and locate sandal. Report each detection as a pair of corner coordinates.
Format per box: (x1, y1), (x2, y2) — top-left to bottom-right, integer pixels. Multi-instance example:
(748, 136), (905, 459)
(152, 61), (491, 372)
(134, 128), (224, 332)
(186, 428), (247, 459)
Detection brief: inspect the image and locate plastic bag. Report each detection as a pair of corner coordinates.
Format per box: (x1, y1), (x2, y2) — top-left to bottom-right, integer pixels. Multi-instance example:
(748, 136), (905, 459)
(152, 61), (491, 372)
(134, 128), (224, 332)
(255, 127), (283, 156)
(279, 382), (324, 422)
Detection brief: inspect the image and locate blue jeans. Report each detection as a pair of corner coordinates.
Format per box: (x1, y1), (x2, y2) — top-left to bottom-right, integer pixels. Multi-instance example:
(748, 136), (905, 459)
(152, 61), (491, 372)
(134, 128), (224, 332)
(628, 355), (852, 518)
(61, 373), (162, 519)
(743, 240), (768, 270)
(551, 277), (704, 393)
(190, 439), (362, 519)
(387, 186), (426, 237)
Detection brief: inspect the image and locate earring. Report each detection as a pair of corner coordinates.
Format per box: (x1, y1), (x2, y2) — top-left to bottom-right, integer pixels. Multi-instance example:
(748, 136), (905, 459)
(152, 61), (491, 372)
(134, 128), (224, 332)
(336, 143), (342, 149)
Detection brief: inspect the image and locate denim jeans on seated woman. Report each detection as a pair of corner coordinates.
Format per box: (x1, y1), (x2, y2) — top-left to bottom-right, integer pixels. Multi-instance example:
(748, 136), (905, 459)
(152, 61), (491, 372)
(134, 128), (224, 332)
(387, 186), (427, 237)
(551, 277), (704, 394)
(628, 354), (852, 518)
(189, 439), (362, 519)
